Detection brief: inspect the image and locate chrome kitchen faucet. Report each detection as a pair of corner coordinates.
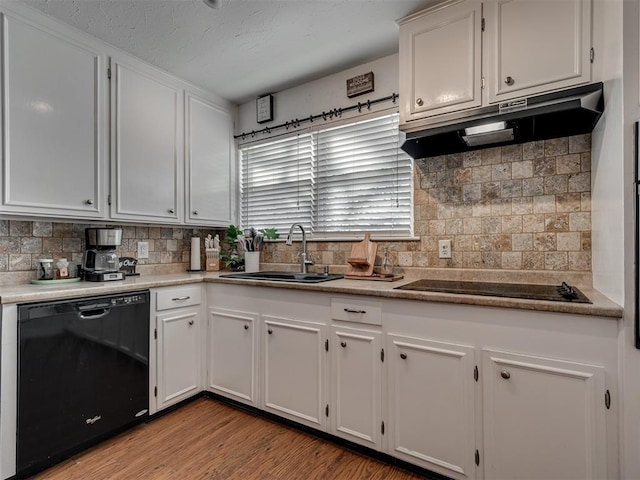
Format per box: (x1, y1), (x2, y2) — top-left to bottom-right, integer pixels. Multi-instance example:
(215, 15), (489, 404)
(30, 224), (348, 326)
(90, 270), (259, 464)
(286, 223), (314, 273)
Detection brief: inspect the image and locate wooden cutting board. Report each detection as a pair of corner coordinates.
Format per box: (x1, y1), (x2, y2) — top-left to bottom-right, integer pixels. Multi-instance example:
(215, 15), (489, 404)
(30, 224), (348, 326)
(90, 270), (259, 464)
(345, 232), (377, 277)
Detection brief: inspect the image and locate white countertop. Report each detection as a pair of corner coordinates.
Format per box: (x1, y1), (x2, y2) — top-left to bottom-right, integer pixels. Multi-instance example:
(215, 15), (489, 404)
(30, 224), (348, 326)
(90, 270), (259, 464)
(0, 272), (623, 318)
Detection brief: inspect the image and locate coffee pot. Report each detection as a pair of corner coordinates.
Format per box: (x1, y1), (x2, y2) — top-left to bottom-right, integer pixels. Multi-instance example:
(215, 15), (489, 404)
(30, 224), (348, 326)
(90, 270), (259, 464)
(82, 228), (125, 282)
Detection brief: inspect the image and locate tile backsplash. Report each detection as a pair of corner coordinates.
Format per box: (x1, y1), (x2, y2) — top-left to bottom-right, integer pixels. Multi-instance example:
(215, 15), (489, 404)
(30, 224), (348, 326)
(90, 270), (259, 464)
(0, 135), (593, 286)
(262, 134), (592, 276)
(0, 222), (223, 286)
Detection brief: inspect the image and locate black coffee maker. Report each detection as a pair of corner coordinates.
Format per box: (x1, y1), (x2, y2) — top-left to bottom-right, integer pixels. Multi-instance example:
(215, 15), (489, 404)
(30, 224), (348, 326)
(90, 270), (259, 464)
(82, 228), (125, 282)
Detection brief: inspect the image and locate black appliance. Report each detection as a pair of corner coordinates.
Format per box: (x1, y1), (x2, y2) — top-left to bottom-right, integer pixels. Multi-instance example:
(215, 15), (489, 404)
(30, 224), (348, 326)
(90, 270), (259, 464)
(82, 228), (125, 282)
(17, 291), (150, 477)
(395, 279), (591, 303)
(400, 82), (604, 159)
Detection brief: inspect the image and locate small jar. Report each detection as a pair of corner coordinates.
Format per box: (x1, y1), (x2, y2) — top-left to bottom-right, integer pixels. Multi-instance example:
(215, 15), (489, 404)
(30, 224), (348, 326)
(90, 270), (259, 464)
(56, 258), (69, 279)
(37, 259), (54, 280)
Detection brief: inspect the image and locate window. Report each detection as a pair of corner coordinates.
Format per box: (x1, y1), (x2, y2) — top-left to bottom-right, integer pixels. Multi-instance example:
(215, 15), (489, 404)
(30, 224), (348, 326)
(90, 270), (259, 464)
(240, 113), (413, 237)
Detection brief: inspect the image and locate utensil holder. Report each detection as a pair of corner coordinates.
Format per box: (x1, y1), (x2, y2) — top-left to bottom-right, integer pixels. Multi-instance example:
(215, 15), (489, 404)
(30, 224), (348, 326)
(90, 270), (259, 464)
(244, 251), (260, 273)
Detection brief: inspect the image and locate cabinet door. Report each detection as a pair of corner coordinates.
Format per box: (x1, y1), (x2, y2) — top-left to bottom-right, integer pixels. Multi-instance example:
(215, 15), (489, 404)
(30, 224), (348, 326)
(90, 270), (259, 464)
(185, 93), (232, 226)
(262, 315), (326, 430)
(330, 326), (382, 449)
(399, 1), (482, 123)
(1, 13), (106, 218)
(156, 307), (201, 411)
(484, 0), (592, 103)
(387, 334), (477, 480)
(207, 308), (257, 406)
(482, 349), (606, 480)
(111, 59), (183, 223)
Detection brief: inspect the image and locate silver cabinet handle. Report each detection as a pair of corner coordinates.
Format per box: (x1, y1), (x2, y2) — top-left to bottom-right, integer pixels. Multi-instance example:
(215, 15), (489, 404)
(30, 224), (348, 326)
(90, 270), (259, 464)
(341, 341), (347, 348)
(504, 76), (515, 86)
(500, 370), (511, 379)
(400, 353), (407, 360)
(168, 208), (175, 214)
(85, 199), (94, 205)
(188, 320), (194, 326)
(244, 324), (249, 330)
(193, 210), (199, 216)
(416, 97), (424, 106)
(172, 296), (190, 301)
(344, 308), (366, 314)
(268, 328), (273, 335)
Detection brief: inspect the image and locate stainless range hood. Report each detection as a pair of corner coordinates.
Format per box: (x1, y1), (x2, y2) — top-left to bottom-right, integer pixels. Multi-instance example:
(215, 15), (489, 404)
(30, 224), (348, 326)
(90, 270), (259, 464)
(400, 82), (604, 159)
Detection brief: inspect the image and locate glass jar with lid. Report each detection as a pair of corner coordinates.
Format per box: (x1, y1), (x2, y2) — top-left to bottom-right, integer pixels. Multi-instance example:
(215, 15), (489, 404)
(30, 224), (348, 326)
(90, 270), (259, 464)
(37, 259), (54, 280)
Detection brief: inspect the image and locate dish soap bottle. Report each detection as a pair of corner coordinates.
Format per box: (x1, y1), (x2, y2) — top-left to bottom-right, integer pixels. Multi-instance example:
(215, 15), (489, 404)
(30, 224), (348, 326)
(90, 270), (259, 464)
(380, 247), (393, 276)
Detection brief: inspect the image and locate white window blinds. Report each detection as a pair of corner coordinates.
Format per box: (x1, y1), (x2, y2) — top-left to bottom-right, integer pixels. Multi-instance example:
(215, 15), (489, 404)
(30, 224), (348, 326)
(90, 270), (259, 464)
(239, 113), (413, 237)
(240, 133), (314, 233)
(316, 114), (413, 235)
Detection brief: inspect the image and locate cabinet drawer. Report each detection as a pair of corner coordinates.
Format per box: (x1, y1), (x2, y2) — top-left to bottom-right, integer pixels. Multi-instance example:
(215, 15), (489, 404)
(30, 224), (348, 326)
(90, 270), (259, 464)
(331, 298), (381, 326)
(155, 285), (202, 311)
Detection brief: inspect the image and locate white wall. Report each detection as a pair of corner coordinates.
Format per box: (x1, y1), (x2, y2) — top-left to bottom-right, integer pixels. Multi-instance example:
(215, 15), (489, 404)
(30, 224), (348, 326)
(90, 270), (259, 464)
(620, 0), (640, 478)
(591, 0), (625, 305)
(593, 0), (640, 478)
(236, 54), (400, 140)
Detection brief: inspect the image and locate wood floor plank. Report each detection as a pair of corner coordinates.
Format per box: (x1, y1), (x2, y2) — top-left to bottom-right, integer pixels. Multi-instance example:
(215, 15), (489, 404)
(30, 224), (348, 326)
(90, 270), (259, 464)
(32, 398), (428, 480)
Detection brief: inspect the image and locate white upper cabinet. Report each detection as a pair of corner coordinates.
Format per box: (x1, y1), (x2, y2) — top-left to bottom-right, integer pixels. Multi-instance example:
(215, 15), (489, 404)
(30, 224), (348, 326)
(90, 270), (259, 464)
(185, 93), (232, 226)
(398, 0), (593, 125)
(399, 1), (482, 123)
(1, 12), (107, 219)
(484, 0), (592, 103)
(110, 58), (183, 224)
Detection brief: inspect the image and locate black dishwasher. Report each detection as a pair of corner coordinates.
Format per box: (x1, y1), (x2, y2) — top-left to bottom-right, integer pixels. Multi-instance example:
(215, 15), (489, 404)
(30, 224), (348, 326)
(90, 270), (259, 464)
(17, 291), (150, 477)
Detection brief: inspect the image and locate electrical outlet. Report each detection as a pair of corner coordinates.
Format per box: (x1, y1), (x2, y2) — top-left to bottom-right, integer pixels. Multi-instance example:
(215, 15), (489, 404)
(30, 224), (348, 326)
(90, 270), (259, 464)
(137, 241), (149, 259)
(438, 239), (452, 259)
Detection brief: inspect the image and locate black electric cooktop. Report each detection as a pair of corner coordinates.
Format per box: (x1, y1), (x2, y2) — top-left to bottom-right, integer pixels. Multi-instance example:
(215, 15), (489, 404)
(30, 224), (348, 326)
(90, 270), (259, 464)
(394, 279), (591, 303)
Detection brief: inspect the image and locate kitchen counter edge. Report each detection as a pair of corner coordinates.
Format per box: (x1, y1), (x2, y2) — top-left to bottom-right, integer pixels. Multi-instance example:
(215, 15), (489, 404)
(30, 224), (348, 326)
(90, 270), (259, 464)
(0, 272), (622, 318)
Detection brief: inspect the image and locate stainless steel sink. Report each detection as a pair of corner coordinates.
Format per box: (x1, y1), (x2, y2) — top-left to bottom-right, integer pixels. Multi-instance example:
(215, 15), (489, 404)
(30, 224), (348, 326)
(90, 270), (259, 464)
(219, 271), (344, 283)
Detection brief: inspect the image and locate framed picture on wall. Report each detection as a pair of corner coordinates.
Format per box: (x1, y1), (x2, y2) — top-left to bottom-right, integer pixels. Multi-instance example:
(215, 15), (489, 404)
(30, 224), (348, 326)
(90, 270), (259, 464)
(256, 94), (273, 123)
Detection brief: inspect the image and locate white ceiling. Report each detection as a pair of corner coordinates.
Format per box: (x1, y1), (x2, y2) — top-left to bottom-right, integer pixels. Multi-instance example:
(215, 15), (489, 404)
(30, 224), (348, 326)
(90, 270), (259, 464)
(18, 0), (435, 104)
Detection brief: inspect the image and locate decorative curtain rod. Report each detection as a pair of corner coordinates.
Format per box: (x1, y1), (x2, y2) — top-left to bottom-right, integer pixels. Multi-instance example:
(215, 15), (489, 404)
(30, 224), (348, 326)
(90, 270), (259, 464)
(235, 92), (399, 140)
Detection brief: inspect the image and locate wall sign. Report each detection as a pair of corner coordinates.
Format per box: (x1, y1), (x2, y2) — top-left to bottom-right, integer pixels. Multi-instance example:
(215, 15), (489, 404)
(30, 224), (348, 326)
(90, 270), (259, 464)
(256, 94), (274, 123)
(346, 72), (374, 98)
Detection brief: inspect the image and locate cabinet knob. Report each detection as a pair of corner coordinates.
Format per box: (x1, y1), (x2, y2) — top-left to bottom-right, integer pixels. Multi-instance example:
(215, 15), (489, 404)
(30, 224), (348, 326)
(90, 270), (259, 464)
(340, 341), (347, 348)
(400, 353), (407, 360)
(188, 320), (194, 326)
(168, 208), (175, 214)
(85, 199), (94, 205)
(416, 97), (424, 106)
(193, 210), (199, 216)
(244, 324), (249, 330)
(500, 370), (511, 379)
(504, 76), (515, 86)
(268, 328), (273, 335)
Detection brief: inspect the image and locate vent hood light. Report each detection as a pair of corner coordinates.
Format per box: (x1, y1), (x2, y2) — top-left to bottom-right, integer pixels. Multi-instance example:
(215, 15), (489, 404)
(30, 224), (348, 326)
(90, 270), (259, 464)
(463, 121), (506, 136)
(400, 82), (604, 159)
(462, 121), (514, 147)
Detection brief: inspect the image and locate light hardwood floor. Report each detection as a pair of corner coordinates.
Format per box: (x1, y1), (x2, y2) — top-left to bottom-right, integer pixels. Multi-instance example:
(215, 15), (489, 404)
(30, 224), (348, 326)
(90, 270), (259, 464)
(33, 398), (430, 479)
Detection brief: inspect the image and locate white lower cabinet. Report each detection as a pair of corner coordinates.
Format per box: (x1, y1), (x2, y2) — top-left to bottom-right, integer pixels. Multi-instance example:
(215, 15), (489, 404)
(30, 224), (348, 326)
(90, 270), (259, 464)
(150, 286), (203, 414)
(261, 315), (327, 430)
(207, 308), (258, 406)
(330, 325), (382, 450)
(482, 349), (607, 480)
(203, 285), (617, 479)
(387, 334), (477, 480)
